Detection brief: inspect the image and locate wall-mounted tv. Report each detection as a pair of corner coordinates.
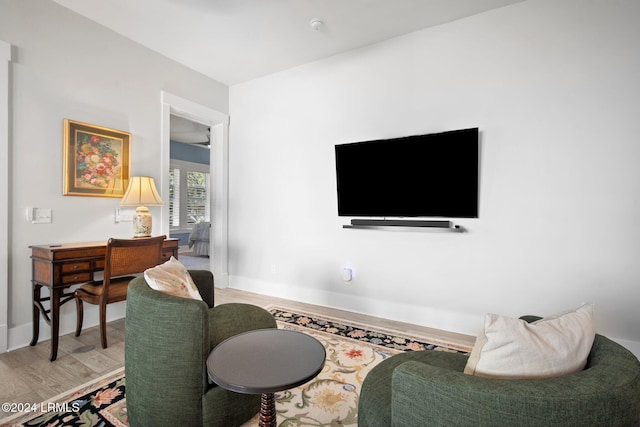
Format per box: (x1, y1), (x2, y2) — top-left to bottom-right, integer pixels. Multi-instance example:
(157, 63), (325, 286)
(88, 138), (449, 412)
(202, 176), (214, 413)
(335, 127), (479, 218)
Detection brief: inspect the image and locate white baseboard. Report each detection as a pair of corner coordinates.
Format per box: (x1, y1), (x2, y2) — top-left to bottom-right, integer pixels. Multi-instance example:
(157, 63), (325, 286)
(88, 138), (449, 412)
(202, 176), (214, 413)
(229, 275), (640, 360)
(6, 302), (126, 353)
(213, 271), (229, 288)
(229, 275), (481, 337)
(0, 322), (7, 353)
(7, 283), (640, 361)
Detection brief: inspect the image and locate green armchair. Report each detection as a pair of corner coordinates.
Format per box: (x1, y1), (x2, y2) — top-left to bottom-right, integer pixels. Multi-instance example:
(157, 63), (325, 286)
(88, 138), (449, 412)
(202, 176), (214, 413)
(359, 319), (640, 426)
(125, 270), (277, 427)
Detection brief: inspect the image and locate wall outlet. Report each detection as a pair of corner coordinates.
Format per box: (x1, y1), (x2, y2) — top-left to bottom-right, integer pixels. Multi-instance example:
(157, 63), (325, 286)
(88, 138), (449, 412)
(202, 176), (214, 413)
(342, 268), (353, 283)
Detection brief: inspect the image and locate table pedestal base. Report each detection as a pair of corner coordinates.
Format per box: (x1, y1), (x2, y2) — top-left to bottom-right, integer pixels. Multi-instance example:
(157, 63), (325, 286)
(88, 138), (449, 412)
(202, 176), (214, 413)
(259, 392), (276, 427)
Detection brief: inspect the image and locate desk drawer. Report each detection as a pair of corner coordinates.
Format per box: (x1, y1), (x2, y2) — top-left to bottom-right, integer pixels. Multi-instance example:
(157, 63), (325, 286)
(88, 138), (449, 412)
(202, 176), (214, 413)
(62, 273), (91, 284)
(62, 262), (91, 273)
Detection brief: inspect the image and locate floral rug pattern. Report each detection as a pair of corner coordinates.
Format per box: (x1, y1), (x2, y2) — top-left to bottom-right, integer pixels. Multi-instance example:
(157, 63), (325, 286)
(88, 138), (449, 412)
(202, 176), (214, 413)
(270, 307), (464, 352)
(0, 369), (127, 427)
(244, 307), (465, 426)
(1, 308), (465, 427)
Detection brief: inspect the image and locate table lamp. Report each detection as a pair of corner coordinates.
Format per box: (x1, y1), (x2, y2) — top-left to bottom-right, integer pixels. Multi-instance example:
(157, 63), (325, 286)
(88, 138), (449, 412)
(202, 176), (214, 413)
(120, 176), (164, 238)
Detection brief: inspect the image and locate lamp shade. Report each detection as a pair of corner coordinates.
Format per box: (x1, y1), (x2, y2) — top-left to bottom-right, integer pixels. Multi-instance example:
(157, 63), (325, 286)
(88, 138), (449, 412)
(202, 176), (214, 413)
(120, 177), (164, 237)
(120, 176), (164, 207)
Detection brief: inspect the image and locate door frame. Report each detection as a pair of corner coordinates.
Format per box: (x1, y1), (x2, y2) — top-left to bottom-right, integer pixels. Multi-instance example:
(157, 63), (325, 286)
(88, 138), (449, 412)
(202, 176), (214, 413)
(161, 92), (230, 287)
(1, 40), (11, 353)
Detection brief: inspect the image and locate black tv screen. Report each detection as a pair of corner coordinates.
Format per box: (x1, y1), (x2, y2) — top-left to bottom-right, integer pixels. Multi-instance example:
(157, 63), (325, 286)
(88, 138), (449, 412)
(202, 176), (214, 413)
(335, 127), (479, 218)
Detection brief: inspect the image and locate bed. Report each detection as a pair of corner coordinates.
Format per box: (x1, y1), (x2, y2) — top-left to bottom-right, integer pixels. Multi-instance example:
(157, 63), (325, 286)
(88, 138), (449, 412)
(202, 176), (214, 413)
(188, 221), (210, 256)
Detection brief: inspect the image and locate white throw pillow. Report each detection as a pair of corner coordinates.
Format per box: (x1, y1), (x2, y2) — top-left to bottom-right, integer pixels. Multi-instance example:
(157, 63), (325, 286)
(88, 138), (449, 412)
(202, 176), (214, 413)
(144, 256), (203, 301)
(464, 303), (595, 379)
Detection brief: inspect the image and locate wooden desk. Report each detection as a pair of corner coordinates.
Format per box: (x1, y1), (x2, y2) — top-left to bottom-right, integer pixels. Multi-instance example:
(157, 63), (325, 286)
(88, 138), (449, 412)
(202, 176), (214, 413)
(29, 238), (179, 361)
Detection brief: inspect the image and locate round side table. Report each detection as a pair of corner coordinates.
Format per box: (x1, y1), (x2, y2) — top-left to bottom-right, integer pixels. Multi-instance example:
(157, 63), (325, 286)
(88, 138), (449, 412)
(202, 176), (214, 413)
(207, 328), (326, 427)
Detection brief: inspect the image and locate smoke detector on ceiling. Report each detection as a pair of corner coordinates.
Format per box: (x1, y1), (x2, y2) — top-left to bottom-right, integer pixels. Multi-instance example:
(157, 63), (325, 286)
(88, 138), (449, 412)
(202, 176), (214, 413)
(310, 18), (323, 31)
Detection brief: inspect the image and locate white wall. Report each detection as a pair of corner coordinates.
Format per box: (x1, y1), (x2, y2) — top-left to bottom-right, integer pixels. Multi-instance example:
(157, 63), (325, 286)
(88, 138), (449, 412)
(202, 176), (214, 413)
(229, 0), (640, 354)
(0, 0), (228, 350)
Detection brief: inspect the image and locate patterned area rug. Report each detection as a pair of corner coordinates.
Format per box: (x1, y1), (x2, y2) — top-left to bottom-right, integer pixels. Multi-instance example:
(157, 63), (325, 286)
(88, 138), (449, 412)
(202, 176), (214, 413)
(1, 307), (466, 427)
(0, 368), (127, 427)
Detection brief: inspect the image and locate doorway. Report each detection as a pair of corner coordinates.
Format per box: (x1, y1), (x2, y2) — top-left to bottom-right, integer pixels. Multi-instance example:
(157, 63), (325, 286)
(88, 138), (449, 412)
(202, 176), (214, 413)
(160, 92), (230, 287)
(169, 115), (211, 257)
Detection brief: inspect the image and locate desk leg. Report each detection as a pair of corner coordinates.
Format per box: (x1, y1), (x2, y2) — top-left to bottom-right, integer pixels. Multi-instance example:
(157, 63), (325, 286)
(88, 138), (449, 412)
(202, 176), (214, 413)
(48, 287), (62, 362)
(30, 283), (41, 347)
(259, 393), (276, 427)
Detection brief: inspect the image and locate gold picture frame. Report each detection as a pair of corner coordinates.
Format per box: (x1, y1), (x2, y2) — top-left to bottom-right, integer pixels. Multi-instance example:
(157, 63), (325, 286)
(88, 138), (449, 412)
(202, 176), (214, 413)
(63, 119), (131, 197)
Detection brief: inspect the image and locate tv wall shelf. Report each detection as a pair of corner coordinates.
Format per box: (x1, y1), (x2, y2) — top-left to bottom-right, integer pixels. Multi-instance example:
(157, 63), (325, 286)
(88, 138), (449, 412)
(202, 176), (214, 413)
(343, 219), (464, 232)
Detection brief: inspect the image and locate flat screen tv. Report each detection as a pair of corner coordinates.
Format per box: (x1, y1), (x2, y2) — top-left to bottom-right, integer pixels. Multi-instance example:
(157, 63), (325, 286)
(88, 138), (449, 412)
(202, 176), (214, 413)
(335, 127), (479, 218)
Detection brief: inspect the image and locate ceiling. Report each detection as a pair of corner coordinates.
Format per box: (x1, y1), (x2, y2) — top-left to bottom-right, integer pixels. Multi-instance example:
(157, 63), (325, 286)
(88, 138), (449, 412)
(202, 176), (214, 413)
(170, 115), (210, 145)
(52, 0), (524, 86)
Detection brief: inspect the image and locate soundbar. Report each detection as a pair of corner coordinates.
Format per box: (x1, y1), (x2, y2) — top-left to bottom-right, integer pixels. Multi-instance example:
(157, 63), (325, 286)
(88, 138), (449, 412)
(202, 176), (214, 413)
(342, 219), (464, 231)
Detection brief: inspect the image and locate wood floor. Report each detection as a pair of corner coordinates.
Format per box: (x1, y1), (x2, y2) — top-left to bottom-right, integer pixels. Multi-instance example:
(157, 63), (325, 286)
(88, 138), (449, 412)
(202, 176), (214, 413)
(0, 287), (475, 419)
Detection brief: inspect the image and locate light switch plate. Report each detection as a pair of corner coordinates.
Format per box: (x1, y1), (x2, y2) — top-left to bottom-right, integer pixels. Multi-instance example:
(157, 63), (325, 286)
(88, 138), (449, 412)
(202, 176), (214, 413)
(115, 208), (135, 223)
(32, 208), (52, 224)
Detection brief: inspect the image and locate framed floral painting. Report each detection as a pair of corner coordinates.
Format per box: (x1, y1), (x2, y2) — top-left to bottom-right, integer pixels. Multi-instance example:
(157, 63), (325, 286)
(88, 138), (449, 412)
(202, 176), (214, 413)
(63, 119), (131, 197)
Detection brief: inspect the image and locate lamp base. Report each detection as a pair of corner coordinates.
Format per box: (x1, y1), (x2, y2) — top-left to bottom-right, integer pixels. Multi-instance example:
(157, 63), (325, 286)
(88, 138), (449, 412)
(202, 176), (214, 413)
(132, 206), (152, 238)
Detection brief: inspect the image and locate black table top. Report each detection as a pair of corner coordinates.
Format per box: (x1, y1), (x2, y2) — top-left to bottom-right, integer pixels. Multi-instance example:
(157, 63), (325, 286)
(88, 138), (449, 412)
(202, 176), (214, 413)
(207, 329), (326, 394)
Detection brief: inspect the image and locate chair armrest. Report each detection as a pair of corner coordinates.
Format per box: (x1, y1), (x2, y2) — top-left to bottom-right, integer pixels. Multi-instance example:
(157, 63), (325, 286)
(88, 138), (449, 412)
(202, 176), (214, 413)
(189, 269), (214, 308)
(392, 361), (550, 426)
(208, 303), (278, 350)
(391, 348), (640, 427)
